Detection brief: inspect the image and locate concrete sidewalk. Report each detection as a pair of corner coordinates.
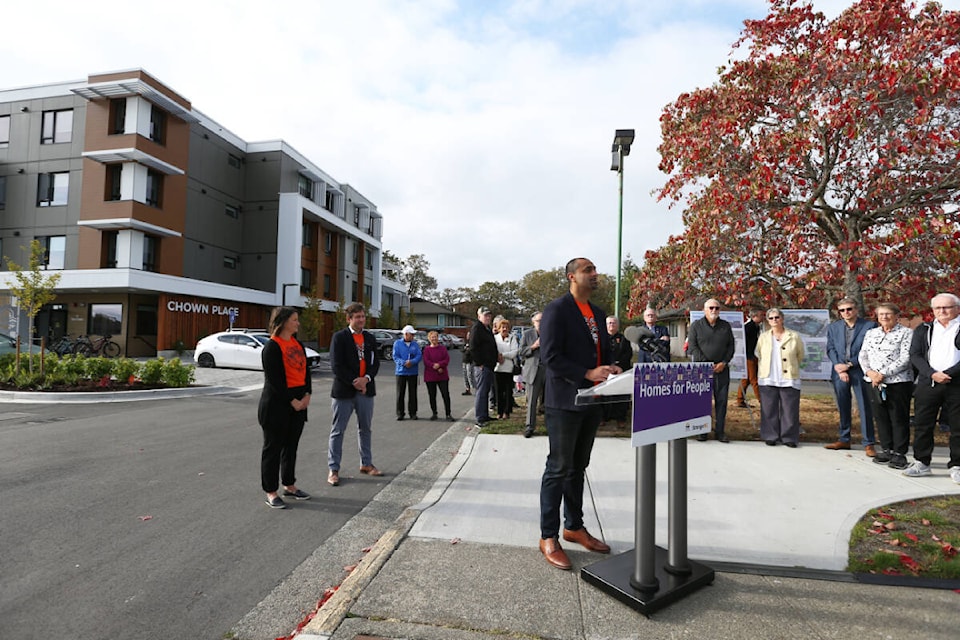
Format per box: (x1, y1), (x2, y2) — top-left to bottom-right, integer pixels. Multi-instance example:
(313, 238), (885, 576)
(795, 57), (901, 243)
(296, 431), (960, 640)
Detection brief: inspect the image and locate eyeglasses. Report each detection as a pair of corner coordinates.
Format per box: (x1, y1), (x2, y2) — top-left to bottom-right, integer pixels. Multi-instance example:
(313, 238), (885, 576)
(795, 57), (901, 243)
(933, 305), (958, 311)
(707, 306), (720, 310)
(767, 316), (782, 320)
(838, 307), (855, 313)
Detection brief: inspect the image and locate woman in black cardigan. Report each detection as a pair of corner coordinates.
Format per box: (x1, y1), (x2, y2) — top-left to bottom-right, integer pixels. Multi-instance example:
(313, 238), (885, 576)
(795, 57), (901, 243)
(258, 307), (312, 509)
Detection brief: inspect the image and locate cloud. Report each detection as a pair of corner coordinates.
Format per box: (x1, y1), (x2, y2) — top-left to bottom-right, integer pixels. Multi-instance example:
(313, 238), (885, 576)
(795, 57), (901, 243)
(4, 0), (955, 292)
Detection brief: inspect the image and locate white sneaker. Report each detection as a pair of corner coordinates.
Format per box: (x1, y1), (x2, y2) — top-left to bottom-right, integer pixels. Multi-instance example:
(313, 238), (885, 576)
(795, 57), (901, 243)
(902, 461), (932, 477)
(950, 466), (960, 484)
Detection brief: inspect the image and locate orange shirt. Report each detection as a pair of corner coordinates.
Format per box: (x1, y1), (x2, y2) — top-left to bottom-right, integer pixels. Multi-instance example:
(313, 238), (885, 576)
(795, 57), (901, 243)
(352, 331), (367, 378)
(576, 300), (602, 377)
(272, 335), (307, 388)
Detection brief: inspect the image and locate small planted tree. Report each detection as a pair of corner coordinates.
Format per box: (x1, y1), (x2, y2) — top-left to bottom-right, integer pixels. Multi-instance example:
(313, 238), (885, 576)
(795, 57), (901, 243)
(5, 240), (61, 372)
(299, 284), (324, 345)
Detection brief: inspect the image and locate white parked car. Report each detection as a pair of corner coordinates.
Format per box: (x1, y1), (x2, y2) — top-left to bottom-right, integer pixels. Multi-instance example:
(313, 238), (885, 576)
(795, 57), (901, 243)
(194, 329), (321, 370)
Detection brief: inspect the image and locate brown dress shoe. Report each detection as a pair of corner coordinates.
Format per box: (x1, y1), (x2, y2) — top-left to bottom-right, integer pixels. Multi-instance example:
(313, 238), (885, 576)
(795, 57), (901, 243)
(359, 465), (383, 476)
(539, 538), (572, 570)
(824, 441), (851, 450)
(327, 471), (340, 486)
(865, 445), (876, 458)
(562, 527), (611, 554)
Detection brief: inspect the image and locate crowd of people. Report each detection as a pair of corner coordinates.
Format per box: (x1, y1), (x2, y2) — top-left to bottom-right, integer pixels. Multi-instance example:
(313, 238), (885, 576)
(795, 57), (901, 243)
(254, 286), (960, 577)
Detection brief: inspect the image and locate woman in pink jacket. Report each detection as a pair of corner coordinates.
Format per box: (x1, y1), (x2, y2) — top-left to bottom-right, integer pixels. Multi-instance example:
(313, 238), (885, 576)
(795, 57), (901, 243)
(423, 331), (453, 421)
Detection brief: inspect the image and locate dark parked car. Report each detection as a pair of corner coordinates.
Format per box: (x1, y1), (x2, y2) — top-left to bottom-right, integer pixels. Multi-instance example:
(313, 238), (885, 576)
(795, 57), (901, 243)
(368, 329), (402, 361)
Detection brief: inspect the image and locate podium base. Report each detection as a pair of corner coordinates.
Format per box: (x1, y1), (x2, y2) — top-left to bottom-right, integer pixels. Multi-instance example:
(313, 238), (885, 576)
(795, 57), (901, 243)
(581, 546), (714, 616)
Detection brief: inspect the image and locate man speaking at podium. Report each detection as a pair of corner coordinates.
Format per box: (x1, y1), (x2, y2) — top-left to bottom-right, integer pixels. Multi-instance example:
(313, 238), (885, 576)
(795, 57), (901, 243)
(537, 257), (622, 570)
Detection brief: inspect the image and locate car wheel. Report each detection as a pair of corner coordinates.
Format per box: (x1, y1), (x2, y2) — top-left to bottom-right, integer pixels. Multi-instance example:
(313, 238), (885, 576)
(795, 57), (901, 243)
(381, 345), (393, 361)
(197, 352), (216, 368)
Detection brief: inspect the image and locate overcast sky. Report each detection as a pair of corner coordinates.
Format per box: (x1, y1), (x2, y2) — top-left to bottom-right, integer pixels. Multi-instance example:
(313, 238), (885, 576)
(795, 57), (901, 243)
(4, 0), (957, 291)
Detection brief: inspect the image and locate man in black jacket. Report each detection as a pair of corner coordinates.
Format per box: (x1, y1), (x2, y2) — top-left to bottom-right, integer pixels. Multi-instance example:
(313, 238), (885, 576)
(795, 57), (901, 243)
(537, 257), (621, 570)
(328, 303), (381, 487)
(903, 293), (960, 481)
(688, 298), (736, 443)
(468, 306), (499, 428)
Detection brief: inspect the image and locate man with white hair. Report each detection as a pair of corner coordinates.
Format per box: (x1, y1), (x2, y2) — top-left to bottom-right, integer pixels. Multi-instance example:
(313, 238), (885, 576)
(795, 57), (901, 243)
(903, 293), (960, 482)
(468, 306), (499, 428)
(687, 298), (735, 443)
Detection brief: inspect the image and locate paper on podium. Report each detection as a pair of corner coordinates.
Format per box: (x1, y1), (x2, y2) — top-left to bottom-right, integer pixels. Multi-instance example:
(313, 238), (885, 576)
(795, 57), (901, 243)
(575, 369), (634, 406)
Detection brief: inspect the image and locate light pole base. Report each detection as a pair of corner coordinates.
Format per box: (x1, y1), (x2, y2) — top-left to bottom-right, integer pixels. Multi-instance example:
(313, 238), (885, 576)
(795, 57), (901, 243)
(581, 546), (714, 616)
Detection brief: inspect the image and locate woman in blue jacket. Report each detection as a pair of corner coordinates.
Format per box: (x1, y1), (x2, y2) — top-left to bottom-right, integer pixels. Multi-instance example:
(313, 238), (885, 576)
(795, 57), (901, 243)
(393, 325), (422, 420)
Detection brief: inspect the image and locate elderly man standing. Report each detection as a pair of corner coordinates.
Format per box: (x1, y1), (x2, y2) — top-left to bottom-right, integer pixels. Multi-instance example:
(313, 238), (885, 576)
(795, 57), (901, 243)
(688, 299), (735, 443)
(903, 293), (960, 481)
(520, 311), (544, 438)
(468, 306), (499, 428)
(643, 307), (671, 361)
(825, 298), (877, 456)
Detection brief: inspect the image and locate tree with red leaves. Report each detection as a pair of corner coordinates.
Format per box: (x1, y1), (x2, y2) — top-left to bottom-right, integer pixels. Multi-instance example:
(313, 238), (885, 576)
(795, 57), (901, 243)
(631, 0), (960, 316)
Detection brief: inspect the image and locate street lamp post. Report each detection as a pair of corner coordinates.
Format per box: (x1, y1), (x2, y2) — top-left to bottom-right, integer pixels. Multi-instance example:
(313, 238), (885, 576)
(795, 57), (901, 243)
(610, 129), (634, 320)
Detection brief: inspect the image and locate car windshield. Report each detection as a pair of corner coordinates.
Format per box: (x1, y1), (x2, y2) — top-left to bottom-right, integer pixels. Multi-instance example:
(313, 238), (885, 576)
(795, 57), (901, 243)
(250, 334), (271, 345)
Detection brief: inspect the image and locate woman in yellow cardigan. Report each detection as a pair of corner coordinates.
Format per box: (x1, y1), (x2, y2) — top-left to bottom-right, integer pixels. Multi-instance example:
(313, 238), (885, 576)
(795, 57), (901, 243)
(756, 308), (805, 447)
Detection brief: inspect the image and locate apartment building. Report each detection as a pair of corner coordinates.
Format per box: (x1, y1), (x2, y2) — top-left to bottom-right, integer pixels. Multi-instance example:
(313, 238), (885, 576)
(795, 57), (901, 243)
(0, 69), (390, 355)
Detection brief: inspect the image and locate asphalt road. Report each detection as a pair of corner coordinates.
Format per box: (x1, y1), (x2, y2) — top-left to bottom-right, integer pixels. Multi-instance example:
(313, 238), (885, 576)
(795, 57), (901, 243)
(0, 356), (476, 640)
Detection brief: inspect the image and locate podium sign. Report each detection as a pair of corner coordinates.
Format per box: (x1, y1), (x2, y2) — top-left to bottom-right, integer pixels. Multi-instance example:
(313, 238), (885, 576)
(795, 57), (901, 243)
(632, 362), (713, 447)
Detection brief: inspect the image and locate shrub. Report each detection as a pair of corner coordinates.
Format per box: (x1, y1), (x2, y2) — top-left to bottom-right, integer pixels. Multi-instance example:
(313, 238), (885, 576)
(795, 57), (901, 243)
(140, 357), (165, 385)
(83, 357), (114, 381)
(161, 358), (195, 388)
(112, 358), (141, 384)
(56, 353), (88, 380)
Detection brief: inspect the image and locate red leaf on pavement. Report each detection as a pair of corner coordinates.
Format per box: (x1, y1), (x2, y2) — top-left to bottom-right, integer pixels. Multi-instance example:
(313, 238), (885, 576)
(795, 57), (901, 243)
(343, 564), (357, 573)
(361, 546), (373, 553)
(138, 515), (153, 521)
(898, 554), (922, 575)
(450, 537), (461, 544)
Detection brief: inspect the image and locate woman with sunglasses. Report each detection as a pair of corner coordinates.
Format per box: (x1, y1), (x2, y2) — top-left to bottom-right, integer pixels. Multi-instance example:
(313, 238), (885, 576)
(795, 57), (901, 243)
(756, 308), (805, 447)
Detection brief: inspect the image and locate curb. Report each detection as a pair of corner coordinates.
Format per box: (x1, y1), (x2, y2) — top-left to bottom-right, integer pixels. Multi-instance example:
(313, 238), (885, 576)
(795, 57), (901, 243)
(297, 431), (479, 639)
(0, 383), (262, 404)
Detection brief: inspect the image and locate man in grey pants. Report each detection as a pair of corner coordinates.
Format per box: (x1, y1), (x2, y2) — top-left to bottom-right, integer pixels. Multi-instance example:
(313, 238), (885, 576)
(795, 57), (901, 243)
(520, 311), (544, 438)
(688, 298), (735, 443)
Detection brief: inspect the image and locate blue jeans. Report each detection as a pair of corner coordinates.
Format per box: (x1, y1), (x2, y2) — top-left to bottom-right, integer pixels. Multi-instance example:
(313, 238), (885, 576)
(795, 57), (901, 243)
(474, 365), (492, 422)
(329, 395), (374, 471)
(539, 406), (601, 539)
(832, 367), (875, 445)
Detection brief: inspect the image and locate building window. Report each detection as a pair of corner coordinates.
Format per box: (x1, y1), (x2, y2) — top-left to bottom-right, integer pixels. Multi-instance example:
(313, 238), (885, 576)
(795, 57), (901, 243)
(105, 165), (122, 201)
(89, 303), (122, 336)
(324, 190), (336, 212)
(142, 236), (157, 272)
(384, 292), (395, 308)
(324, 232), (333, 255)
(225, 204), (239, 219)
(0, 114), (9, 148)
(40, 236), (66, 270)
(227, 153), (242, 168)
(364, 284), (373, 306)
(37, 172), (69, 207)
(0, 175), (6, 211)
(323, 274), (331, 298)
(302, 222), (312, 247)
(301, 268), (311, 290)
(109, 99), (126, 134)
(223, 255), (238, 269)
(298, 175), (313, 200)
(41, 109), (73, 144)
(354, 206), (361, 225)
(365, 248), (373, 270)
(352, 241), (358, 264)
(145, 170), (163, 207)
(104, 231), (118, 268)
(149, 105), (166, 144)
(351, 281), (358, 302)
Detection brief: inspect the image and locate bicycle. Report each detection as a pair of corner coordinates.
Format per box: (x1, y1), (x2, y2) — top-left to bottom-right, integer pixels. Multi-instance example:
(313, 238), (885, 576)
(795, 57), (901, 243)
(50, 335), (78, 356)
(73, 334), (121, 358)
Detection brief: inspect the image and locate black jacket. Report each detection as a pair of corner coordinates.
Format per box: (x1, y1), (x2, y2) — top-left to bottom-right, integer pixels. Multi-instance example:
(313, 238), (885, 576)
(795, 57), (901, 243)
(257, 337), (312, 428)
(541, 293), (612, 412)
(468, 322), (498, 369)
(909, 322), (960, 385)
(330, 327), (380, 398)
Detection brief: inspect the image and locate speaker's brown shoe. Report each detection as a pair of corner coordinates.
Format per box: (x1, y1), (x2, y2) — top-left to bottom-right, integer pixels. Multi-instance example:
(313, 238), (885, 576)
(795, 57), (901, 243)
(864, 445), (876, 458)
(824, 441), (851, 450)
(359, 465), (383, 476)
(563, 527), (611, 554)
(539, 537), (572, 570)
(327, 471), (340, 486)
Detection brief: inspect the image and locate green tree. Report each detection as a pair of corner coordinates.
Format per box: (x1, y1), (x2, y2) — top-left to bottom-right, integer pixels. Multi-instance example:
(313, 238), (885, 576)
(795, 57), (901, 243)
(515, 268), (567, 317)
(5, 240), (62, 372)
(399, 253), (438, 300)
(379, 301), (396, 329)
(298, 284), (324, 345)
(473, 280), (520, 318)
(436, 286), (475, 309)
(332, 299), (348, 332)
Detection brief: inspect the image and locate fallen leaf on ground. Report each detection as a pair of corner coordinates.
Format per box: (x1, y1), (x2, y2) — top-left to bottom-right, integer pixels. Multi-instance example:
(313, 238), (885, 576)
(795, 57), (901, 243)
(343, 564), (357, 572)
(138, 515), (153, 521)
(905, 533), (919, 542)
(361, 546), (373, 553)
(450, 537), (461, 544)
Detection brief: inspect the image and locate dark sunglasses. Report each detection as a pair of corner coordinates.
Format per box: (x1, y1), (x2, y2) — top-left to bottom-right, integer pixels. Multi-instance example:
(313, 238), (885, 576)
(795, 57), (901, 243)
(838, 307), (855, 312)
(767, 315), (782, 320)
